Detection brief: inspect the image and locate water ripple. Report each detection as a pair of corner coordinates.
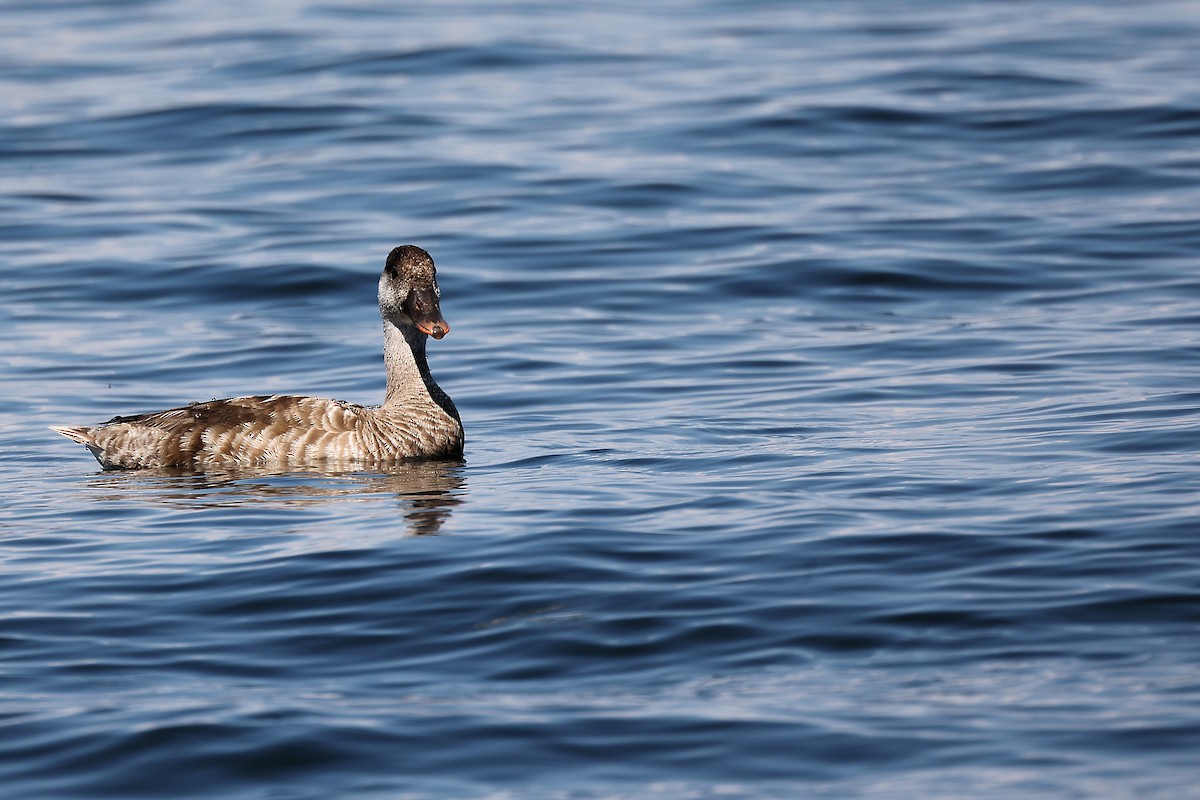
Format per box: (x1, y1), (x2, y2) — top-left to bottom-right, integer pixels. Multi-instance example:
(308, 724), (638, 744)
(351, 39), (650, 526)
(3, 0), (1200, 798)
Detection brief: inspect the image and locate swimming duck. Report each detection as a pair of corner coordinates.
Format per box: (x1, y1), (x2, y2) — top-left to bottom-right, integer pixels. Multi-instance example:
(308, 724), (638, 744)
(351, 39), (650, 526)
(51, 245), (464, 470)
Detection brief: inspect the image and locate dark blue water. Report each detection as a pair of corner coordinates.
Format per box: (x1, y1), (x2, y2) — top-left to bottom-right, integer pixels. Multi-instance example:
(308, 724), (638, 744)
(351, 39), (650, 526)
(3, 1), (1200, 797)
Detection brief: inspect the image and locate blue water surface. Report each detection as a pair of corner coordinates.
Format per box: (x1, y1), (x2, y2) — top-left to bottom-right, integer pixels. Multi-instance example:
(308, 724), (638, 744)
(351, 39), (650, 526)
(3, 1), (1200, 798)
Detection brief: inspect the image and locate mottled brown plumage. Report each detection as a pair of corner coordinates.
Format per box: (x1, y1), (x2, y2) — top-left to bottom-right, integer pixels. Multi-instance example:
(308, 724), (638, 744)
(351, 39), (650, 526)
(51, 245), (464, 470)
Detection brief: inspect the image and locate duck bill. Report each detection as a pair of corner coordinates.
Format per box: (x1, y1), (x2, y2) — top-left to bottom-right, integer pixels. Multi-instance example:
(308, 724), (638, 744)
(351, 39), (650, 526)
(403, 288), (451, 339)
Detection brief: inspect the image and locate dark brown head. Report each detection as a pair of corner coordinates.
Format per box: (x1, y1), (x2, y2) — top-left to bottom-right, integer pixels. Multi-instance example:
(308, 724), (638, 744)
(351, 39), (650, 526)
(379, 245), (450, 339)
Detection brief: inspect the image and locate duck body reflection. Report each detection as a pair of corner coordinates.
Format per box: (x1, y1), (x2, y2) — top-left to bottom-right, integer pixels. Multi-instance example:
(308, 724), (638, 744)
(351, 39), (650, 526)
(86, 460), (467, 537)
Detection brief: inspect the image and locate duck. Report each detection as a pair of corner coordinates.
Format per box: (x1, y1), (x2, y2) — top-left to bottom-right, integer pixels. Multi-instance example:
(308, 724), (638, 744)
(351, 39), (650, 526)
(51, 245), (464, 470)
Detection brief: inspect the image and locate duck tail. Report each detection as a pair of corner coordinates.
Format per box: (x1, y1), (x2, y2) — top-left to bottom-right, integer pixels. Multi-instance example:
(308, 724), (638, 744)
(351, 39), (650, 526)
(49, 425), (96, 446)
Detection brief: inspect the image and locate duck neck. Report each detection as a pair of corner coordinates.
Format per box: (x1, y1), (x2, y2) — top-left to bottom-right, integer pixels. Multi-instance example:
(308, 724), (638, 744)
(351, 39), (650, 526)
(381, 317), (459, 422)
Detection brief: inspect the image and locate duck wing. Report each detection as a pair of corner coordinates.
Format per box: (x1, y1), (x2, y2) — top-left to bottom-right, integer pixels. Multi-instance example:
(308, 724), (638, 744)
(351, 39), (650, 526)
(55, 395), (368, 469)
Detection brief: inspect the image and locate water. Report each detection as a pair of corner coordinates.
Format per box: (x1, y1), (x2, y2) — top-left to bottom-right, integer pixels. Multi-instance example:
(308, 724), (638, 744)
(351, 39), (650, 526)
(3, 0), (1200, 797)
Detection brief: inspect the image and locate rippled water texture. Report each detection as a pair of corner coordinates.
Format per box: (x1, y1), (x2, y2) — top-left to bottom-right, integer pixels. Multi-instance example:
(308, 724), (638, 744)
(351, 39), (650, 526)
(3, 1), (1200, 798)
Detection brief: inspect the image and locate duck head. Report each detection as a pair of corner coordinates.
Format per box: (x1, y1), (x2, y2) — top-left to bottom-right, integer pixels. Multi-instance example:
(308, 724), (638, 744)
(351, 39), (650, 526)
(379, 244), (450, 339)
